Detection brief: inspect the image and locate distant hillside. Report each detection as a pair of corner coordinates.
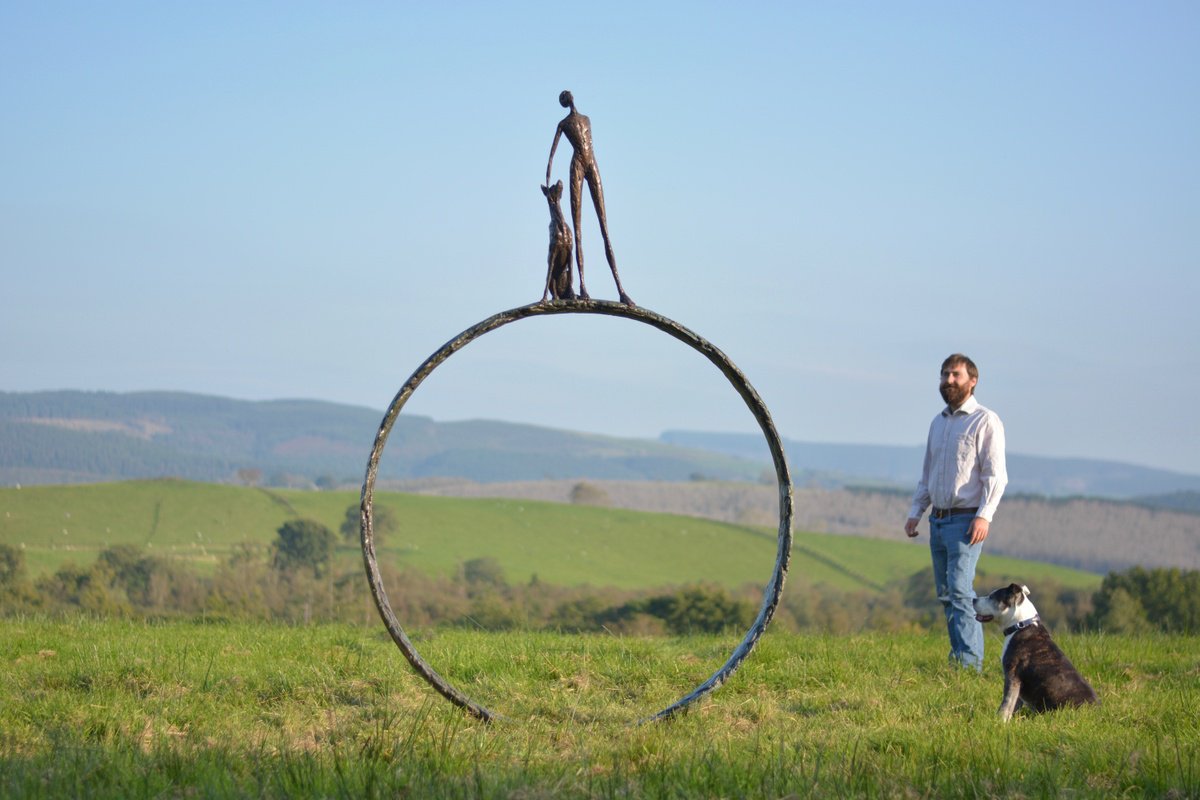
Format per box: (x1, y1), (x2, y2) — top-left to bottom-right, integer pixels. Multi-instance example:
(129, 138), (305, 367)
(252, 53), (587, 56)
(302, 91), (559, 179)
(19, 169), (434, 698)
(661, 430), (1200, 500)
(0, 391), (766, 487)
(1133, 490), (1200, 514)
(5, 391), (1197, 504)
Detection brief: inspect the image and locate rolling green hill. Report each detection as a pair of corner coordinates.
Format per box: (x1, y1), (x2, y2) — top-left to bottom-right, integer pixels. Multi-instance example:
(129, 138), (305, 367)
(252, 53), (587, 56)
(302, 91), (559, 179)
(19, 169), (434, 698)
(0, 480), (1099, 593)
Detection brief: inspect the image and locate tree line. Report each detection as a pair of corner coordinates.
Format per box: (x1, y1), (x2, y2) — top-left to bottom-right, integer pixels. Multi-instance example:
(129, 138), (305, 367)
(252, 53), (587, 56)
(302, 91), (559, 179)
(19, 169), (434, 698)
(2, 509), (1196, 635)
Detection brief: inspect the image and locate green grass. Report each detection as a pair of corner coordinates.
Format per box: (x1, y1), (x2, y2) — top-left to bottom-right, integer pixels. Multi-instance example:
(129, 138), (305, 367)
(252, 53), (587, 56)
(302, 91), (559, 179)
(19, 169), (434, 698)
(0, 480), (1100, 592)
(1, 480), (292, 575)
(1, 618), (1196, 798)
(789, 529), (1100, 592)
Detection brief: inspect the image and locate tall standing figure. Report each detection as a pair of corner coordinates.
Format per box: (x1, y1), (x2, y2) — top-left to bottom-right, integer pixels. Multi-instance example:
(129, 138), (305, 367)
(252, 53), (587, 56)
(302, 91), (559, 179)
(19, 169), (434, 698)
(904, 353), (1008, 671)
(546, 90), (634, 306)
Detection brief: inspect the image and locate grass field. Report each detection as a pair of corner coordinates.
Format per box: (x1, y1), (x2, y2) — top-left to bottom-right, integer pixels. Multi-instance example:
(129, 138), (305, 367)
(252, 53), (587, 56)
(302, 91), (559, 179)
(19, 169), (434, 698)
(1, 618), (1196, 798)
(0, 480), (1101, 593)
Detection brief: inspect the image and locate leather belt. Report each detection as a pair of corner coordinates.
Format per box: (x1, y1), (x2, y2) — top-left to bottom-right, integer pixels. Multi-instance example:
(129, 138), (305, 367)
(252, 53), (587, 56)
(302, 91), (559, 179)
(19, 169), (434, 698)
(930, 507), (978, 520)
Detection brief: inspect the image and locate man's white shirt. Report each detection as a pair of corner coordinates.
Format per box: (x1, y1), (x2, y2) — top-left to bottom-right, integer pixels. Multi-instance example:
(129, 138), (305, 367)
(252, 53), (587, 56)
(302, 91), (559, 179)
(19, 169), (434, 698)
(908, 395), (1008, 522)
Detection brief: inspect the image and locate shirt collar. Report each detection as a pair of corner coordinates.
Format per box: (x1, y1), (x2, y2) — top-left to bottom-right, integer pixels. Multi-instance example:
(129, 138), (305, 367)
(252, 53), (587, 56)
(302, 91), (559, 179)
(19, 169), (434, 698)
(943, 394), (980, 417)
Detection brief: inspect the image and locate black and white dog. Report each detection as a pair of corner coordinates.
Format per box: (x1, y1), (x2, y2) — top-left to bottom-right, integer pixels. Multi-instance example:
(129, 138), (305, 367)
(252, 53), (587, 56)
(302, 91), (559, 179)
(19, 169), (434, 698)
(973, 583), (1098, 722)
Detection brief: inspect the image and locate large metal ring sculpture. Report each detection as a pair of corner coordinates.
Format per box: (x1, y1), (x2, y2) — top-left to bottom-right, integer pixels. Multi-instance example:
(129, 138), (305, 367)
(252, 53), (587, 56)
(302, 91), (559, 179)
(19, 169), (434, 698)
(360, 299), (793, 723)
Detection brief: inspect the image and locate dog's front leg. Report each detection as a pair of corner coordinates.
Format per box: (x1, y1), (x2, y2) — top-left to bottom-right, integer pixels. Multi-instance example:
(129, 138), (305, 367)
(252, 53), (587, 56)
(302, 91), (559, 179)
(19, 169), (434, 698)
(542, 255), (554, 302)
(998, 676), (1022, 722)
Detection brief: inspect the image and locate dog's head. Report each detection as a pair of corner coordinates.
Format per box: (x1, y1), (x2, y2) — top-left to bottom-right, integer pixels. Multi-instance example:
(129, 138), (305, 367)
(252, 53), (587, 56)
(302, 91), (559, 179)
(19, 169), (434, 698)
(541, 180), (564, 204)
(973, 583), (1034, 626)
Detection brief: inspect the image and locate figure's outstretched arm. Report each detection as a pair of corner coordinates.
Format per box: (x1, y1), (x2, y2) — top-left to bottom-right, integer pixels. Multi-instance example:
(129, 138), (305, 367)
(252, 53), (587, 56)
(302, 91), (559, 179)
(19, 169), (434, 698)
(546, 125), (564, 186)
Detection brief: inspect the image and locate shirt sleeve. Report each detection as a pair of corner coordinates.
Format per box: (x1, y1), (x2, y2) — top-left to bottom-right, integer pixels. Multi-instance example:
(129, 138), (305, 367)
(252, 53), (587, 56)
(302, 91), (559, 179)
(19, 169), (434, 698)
(974, 411), (1008, 521)
(908, 422), (934, 519)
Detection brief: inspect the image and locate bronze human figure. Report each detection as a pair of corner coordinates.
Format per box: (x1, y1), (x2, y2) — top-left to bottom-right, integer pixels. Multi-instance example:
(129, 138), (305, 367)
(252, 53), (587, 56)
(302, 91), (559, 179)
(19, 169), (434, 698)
(546, 90), (634, 305)
(540, 180), (575, 301)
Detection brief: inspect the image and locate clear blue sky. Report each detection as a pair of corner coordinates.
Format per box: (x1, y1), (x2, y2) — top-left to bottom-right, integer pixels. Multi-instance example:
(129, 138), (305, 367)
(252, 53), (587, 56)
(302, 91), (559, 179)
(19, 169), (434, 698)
(3, 3), (1198, 475)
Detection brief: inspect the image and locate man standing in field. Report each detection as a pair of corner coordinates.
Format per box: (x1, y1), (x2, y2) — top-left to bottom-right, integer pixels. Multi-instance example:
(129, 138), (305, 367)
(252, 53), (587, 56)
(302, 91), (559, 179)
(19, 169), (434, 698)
(905, 354), (1008, 670)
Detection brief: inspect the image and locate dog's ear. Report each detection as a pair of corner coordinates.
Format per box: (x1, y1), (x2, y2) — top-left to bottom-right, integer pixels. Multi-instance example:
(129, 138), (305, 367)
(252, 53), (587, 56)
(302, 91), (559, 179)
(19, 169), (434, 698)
(1021, 585), (1031, 597)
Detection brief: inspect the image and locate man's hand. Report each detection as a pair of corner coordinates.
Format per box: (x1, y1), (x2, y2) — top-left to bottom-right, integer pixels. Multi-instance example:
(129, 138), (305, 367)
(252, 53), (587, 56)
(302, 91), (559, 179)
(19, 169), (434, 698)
(967, 517), (990, 545)
(904, 517), (921, 538)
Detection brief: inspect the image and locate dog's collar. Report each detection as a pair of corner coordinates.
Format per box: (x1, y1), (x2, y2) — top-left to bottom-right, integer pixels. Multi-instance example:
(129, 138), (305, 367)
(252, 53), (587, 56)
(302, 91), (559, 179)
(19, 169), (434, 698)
(1003, 616), (1041, 636)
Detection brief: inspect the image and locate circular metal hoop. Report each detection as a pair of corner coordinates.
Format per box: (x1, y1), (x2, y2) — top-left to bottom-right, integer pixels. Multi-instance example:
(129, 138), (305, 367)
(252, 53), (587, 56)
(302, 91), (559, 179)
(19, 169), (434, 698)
(360, 299), (794, 723)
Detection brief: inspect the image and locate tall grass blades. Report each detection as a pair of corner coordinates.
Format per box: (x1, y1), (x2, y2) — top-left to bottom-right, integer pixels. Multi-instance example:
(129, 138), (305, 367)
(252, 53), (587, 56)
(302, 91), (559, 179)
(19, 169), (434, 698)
(2, 619), (1197, 798)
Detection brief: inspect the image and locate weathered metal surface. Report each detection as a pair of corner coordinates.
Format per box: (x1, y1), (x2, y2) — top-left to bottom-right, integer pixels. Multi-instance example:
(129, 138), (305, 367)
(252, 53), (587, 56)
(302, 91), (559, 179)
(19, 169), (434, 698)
(360, 300), (794, 723)
(540, 180), (575, 302)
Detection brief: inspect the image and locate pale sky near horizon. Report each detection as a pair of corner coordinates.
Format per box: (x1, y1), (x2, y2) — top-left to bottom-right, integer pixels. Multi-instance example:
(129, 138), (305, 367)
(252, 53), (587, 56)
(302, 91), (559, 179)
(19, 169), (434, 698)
(3, 3), (1198, 476)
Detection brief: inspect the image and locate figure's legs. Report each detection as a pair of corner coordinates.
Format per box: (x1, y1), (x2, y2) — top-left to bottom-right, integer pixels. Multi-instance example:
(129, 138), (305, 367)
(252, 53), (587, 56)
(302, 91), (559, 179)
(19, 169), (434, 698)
(584, 166), (633, 305)
(569, 158), (588, 300)
(930, 516), (984, 670)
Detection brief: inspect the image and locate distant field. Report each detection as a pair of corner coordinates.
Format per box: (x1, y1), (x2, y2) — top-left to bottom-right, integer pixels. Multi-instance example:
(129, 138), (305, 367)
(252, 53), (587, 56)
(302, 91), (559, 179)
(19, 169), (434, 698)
(0, 480), (1100, 592)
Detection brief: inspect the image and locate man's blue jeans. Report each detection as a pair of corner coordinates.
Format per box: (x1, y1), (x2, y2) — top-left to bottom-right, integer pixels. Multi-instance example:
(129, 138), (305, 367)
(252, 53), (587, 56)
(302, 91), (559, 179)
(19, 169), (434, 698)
(929, 514), (984, 670)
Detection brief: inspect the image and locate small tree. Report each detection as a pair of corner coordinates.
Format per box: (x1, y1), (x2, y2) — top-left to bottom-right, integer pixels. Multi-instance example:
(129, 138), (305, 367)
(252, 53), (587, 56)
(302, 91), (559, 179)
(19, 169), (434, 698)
(0, 543), (33, 610)
(1089, 567), (1199, 633)
(340, 503), (398, 544)
(0, 543), (26, 588)
(462, 557), (507, 591)
(35, 562), (131, 616)
(1091, 587), (1152, 634)
(272, 519), (335, 577)
(636, 585), (754, 634)
(97, 545), (159, 602)
(236, 468), (262, 487)
(569, 481), (610, 507)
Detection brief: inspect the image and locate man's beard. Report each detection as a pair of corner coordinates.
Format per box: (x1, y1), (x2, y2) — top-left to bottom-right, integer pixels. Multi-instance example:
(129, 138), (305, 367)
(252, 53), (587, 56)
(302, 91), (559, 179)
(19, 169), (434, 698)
(940, 382), (970, 408)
